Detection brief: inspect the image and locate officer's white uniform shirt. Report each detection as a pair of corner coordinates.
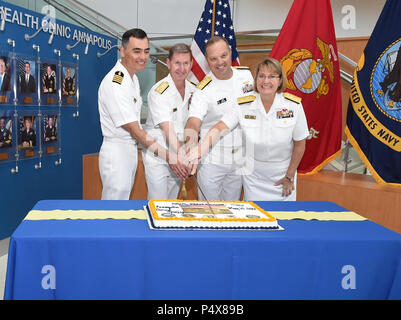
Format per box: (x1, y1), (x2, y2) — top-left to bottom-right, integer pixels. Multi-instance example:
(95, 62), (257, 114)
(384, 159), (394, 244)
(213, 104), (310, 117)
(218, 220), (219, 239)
(143, 74), (195, 164)
(188, 67), (253, 201)
(98, 60), (142, 141)
(98, 60), (142, 200)
(222, 92), (309, 201)
(188, 67), (254, 163)
(142, 74), (195, 199)
(223, 92), (309, 162)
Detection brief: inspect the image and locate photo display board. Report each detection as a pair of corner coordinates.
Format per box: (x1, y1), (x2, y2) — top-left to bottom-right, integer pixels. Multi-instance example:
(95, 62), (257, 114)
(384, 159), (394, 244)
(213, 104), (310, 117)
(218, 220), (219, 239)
(0, 52), (78, 162)
(0, 0), (117, 240)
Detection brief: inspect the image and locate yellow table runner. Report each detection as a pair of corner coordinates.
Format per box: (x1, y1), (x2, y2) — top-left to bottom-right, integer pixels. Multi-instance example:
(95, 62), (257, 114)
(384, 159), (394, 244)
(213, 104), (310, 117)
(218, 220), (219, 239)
(24, 209), (367, 221)
(270, 211), (367, 221)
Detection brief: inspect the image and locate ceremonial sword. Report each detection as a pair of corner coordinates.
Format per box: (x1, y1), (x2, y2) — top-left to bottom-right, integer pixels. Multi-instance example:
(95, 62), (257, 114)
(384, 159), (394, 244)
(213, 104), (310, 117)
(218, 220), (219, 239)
(190, 175), (215, 215)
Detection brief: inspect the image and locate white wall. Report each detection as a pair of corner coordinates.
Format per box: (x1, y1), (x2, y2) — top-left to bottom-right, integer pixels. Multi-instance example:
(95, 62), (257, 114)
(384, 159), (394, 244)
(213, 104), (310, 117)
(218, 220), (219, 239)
(330, 0), (385, 38)
(3, 0), (387, 38)
(78, 0), (385, 38)
(233, 0), (292, 33)
(78, 0), (206, 37)
(232, 0), (386, 37)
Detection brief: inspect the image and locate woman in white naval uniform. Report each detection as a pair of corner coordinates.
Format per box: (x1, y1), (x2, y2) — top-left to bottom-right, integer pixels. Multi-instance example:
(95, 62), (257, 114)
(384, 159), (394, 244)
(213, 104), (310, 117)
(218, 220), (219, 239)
(143, 44), (195, 199)
(186, 57), (309, 201)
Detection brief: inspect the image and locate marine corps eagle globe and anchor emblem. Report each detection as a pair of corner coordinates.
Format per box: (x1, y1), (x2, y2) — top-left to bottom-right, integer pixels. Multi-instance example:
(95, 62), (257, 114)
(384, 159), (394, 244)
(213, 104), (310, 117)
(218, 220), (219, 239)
(279, 37), (337, 140)
(372, 39), (401, 121)
(280, 37), (337, 99)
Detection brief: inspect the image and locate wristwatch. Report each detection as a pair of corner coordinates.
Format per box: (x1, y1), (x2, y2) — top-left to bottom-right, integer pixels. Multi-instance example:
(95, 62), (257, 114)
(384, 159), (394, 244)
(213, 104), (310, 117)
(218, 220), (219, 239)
(285, 176), (294, 183)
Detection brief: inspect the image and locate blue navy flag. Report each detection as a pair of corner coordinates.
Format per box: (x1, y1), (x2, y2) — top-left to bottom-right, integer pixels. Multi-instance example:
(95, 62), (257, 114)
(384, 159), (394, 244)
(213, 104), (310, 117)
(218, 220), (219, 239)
(188, 0), (239, 82)
(346, 0), (401, 185)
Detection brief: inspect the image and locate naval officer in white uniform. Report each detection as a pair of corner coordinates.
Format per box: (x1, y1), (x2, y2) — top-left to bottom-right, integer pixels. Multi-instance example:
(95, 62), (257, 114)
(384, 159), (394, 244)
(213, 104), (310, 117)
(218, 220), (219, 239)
(98, 29), (188, 200)
(184, 36), (254, 201)
(186, 57), (309, 201)
(143, 43), (195, 199)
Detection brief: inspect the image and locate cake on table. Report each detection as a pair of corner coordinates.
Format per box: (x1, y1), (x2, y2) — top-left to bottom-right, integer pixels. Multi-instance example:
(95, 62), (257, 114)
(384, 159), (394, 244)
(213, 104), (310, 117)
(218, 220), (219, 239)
(145, 199), (282, 230)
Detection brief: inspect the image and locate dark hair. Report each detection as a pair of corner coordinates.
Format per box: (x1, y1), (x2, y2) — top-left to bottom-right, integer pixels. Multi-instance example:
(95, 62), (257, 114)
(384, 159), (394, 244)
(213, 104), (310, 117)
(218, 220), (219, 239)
(122, 28), (148, 48)
(24, 61), (30, 66)
(168, 43), (192, 60)
(205, 36), (230, 56)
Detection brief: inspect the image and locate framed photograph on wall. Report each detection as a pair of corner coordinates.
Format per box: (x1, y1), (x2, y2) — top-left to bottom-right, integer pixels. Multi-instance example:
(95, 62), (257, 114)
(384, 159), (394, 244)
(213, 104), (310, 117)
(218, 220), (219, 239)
(40, 60), (59, 106)
(0, 52), (14, 105)
(61, 62), (78, 106)
(0, 110), (15, 162)
(18, 113), (39, 159)
(16, 54), (38, 105)
(41, 112), (60, 156)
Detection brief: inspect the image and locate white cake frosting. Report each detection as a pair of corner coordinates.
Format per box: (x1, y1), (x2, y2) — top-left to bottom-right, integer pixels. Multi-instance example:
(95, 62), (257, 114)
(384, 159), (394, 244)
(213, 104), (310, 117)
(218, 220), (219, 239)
(146, 200), (281, 230)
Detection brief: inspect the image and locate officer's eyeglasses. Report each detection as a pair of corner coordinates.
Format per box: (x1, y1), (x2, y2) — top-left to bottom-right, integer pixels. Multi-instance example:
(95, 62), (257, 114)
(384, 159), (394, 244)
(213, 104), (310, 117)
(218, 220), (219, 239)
(257, 74), (281, 80)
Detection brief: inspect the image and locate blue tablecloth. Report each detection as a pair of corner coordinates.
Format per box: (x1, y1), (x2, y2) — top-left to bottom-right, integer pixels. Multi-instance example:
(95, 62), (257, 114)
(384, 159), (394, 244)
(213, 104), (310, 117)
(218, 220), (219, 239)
(4, 200), (401, 300)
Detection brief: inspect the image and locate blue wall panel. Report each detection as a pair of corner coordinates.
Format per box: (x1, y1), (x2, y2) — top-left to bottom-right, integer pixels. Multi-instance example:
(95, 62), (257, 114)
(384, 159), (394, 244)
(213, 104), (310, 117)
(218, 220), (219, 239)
(0, 1), (117, 238)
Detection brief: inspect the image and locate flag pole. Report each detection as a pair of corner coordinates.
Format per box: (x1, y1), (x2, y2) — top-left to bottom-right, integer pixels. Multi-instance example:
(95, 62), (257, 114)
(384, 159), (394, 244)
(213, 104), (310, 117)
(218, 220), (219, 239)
(211, 0), (216, 36)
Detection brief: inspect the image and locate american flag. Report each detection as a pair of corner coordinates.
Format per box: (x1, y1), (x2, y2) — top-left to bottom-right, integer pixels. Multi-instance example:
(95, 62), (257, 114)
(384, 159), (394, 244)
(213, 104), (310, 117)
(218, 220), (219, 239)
(189, 0), (240, 82)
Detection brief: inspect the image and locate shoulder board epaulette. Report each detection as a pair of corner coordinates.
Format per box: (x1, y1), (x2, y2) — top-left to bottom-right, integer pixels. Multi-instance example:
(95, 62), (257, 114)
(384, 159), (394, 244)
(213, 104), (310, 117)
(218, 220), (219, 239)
(155, 81), (169, 94)
(234, 66), (250, 70)
(112, 71), (124, 85)
(196, 76), (212, 90)
(237, 95), (256, 105)
(284, 92), (302, 104)
(187, 79), (198, 86)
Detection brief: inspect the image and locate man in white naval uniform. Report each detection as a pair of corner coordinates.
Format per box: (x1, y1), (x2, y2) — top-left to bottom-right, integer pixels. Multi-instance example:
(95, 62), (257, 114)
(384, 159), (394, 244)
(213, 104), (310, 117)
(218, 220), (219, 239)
(98, 29), (188, 200)
(184, 36), (254, 201)
(143, 43), (195, 199)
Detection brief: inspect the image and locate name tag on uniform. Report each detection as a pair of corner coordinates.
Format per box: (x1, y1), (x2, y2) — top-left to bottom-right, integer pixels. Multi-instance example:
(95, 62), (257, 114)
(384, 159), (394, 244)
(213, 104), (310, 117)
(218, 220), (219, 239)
(244, 115), (256, 120)
(133, 97), (137, 104)
(217, 98), (227, 105)
(172, 107), (177, 112)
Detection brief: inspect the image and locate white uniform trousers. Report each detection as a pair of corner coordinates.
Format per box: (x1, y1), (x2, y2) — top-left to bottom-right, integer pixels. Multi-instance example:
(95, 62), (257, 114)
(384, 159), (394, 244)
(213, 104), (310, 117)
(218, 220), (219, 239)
(197, 162), (242, 201)
(143, 161), (181, 200)
(242, 158), (297, 201)
(99, 138), (138, 200)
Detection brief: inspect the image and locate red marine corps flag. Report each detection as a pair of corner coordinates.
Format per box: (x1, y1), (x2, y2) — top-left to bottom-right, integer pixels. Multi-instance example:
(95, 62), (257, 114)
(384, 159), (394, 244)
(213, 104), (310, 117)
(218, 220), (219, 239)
(270, 0), (342, 174)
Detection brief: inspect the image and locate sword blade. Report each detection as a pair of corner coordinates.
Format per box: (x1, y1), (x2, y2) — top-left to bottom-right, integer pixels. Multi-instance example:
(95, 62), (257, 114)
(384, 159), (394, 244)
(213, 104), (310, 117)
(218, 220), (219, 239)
(191, 175), (215, 215)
